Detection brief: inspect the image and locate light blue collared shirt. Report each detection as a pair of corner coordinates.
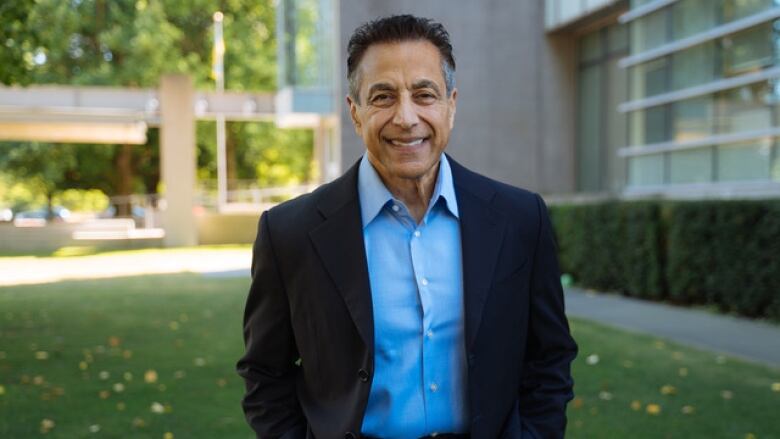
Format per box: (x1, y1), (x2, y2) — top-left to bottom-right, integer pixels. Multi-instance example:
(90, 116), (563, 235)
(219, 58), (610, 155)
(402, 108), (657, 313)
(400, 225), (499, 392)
(358, 154), (469, 438)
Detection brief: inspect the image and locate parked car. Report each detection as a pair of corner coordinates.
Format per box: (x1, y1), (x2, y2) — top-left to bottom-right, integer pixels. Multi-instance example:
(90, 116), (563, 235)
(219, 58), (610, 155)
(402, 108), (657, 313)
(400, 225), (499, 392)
(14, 206), (71, 221)
(0, 207), (13, 222)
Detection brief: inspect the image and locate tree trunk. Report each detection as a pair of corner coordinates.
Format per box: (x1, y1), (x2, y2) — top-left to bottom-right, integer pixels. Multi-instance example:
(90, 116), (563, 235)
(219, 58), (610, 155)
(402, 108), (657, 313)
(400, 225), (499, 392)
(114, 144), (134, 217)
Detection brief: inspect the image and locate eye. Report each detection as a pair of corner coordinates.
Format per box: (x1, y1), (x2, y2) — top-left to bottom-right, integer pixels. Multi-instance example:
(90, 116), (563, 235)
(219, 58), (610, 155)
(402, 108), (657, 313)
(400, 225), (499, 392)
(415, 92), (437, 102)
(371, 94), (392, 104)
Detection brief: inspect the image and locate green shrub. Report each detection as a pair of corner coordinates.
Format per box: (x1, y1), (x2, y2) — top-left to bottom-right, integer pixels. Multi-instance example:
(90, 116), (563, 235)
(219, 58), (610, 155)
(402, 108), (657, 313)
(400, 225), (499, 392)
(549, 199), (780, 320)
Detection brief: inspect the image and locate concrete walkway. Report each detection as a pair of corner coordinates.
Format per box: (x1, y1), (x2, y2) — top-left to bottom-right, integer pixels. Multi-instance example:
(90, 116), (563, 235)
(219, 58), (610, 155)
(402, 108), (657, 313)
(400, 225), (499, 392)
(565, 287), (780, 368)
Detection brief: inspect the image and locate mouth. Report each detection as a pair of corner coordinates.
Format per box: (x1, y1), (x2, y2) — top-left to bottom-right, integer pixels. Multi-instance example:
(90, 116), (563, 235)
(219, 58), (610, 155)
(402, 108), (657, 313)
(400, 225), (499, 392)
(385, 137), (429, 147)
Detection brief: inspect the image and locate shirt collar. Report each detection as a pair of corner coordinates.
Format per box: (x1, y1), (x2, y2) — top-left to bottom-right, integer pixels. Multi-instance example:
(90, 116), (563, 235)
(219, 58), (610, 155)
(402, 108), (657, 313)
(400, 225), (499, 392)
(358, 153), (459, 228)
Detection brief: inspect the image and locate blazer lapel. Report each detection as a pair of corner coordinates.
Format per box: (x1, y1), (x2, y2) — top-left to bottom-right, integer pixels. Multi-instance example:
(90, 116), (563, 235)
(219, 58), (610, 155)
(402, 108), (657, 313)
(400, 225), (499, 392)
(308, 163), (374, 351)
(450, 157), (507, 350)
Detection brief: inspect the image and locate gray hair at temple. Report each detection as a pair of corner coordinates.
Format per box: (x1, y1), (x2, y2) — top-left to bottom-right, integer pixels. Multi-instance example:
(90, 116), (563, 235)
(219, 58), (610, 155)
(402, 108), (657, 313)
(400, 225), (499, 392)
(346, 14), (456, 104)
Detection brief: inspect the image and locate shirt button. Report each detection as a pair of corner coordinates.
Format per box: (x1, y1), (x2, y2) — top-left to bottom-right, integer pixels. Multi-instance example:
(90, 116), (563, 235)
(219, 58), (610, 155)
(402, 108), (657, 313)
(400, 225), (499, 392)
(421, 278), (429, 286)
(413, 230), (421, 237)
(391, 204), (400, 212)
(426, 330), (434, 339)
(429, 383), (438, 392)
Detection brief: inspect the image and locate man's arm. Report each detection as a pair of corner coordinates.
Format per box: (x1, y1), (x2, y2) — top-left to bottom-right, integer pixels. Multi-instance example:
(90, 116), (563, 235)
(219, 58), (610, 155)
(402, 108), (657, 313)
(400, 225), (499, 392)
(517, 194), (578, 439)
(236, 211), (307, 438)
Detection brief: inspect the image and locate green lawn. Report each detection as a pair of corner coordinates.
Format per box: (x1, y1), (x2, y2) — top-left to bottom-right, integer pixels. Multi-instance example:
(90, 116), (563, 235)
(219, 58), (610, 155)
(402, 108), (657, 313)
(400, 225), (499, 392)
(0, 274), (778, 438)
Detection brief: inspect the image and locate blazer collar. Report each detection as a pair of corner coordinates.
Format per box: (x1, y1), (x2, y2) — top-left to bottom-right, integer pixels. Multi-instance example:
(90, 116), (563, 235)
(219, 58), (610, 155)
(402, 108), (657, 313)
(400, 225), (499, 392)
(308, 160), (375, 351)
(449, 155), (507, 350)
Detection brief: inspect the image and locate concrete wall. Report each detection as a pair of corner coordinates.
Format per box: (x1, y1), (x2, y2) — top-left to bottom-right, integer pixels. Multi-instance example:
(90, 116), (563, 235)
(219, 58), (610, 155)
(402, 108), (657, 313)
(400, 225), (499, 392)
(338, 0), (577, 194)
(196, 212), (261, 245)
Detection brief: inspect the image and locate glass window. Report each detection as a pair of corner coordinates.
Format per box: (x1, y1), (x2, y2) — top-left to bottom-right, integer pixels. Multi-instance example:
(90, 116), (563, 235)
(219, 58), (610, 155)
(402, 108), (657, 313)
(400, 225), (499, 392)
(606, 58), (629, 191)
(673, 0), (721, 40)
(669, 148), (713, 183)
(608, 23), (629, 54)
(559, 0), (583, 23)
(631, 9), (668, 54)
(673, 96), (714, 142)
(717, 139), (772, 181)
(629, 154), (665, 186)
(772, 141), (780, 180)
(630, 58), (668, 100)
(716, 82), (776, 133)
(631, 106), (669, 145)
(580, 31), (604, 63)
(722, 22), (776, 77)
(671, 42), (716, 91)
(723, 0), (776, 22)
(578, 65), (603, 191)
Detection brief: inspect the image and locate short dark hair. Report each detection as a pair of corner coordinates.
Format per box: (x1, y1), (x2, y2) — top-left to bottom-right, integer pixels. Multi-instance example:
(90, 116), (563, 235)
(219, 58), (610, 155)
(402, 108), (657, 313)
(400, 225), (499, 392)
(346, 14), (456, 104)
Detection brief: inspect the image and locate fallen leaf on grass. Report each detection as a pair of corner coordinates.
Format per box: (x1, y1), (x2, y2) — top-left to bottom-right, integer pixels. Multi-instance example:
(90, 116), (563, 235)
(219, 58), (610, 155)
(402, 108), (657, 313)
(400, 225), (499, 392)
(630, 400), (642, 411)
(40, 418), (55, 433)
(678, 367), (688, 377)
(99, 390), (110, 399)
(99, 371), (110, 380)
(164, 432), (175, 439)
(572, 397), (584, 409)
(721, 390), (734, 400)
(585, 354), (599, 366)
(660, 385), (677, 395)
(131, 417), (146, 428)
(0, 385), (5, 396)
(116, 402), (126, 411)
(144, 370), (158, 384)
(35, 351), (49, 360)
(646, 403), (661, 415)
(112, 383), (125, 393)
(79, 361), (88, 371)
(194, 357), (206, 367)
(89, 424), (101, 433)
(771, 382), (780, 392)
(681, 405), (695, 415)
(598, 391), (613, 401)
(150, 402), (165, 414)
(108, 336), (121, 347)
(123, 372), (133, 381)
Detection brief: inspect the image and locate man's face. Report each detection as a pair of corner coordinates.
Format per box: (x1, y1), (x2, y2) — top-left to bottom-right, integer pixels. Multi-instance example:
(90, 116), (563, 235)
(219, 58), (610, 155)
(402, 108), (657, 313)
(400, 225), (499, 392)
(347, 40), (457, 183)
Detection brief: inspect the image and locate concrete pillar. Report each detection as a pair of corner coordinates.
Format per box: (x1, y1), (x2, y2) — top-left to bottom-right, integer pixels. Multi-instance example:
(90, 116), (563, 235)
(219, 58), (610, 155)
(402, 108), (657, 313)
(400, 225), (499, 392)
(159, 74), (197, 247)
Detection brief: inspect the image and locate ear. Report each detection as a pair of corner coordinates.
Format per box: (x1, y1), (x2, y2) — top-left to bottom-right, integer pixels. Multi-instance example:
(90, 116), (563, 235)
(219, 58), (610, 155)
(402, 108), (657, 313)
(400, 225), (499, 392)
(346, 95), (362, 134)
(447, 88), (458, 129)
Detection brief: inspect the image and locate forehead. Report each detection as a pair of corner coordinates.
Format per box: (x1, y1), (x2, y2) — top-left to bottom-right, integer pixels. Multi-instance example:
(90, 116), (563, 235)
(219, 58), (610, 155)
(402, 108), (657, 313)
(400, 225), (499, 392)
(357, 40), (445, 88)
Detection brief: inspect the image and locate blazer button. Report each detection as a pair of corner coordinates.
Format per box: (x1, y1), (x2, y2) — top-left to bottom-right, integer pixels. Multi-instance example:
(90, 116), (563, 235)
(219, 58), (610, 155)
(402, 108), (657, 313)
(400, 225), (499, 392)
(358, 368), (369, 382)
(344, 432), (356, 439)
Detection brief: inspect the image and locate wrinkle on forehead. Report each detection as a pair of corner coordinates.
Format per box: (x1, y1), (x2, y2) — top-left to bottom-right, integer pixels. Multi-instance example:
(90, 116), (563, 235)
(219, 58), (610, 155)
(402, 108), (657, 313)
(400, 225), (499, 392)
(358, 40), (447, 98)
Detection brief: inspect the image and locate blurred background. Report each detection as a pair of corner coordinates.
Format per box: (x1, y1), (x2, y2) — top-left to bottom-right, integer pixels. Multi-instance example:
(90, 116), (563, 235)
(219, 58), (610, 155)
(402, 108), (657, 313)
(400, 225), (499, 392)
(1, 0), (779, 438)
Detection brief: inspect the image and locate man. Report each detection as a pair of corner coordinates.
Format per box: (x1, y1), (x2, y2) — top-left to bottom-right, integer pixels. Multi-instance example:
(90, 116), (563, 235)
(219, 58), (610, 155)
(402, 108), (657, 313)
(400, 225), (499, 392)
(237, 15), (577, 439)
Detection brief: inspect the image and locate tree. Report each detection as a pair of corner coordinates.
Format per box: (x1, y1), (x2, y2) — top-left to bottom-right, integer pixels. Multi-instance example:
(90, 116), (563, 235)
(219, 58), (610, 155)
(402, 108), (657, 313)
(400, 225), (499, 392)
(0, 0), (313, 215)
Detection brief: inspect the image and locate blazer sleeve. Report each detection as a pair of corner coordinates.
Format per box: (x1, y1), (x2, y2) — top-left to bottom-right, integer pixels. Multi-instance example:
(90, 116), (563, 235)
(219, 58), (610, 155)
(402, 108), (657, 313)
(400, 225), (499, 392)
(236, 211), (307, 438)
(517, 194), (578, 439)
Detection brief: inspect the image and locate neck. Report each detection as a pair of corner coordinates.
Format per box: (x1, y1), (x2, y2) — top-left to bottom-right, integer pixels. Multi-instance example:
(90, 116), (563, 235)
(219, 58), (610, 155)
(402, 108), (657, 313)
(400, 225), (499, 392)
(371, 159), (440, 224)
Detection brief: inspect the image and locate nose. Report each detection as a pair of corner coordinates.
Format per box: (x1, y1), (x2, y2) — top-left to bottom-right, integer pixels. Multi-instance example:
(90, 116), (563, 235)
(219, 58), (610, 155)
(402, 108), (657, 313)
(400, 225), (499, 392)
(391, 94), (419, 129)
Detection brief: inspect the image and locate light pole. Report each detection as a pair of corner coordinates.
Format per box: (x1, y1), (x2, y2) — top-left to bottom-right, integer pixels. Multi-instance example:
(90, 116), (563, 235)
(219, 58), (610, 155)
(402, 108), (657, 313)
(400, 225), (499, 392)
(213, 11), (227, 210)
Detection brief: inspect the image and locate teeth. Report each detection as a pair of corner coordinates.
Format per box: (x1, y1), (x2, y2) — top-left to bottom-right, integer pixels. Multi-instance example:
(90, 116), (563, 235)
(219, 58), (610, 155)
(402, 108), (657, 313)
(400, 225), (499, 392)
(390, 138), (424, 146)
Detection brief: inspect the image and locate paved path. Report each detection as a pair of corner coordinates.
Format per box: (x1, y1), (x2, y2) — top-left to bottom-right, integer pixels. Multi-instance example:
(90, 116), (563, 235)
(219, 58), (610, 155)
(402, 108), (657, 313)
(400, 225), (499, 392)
(0, 248), (252, 286)
(565, 287), (780, 368)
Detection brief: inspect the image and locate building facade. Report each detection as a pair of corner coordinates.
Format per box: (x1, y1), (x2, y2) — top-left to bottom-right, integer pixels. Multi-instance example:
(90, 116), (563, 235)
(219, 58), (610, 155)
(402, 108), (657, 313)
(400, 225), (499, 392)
(331, 0), (780, 199)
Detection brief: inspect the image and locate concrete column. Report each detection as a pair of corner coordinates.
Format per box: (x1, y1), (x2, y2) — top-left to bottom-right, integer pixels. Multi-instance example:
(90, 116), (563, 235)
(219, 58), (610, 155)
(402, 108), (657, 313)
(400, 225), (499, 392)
(159, 74), (197, 247)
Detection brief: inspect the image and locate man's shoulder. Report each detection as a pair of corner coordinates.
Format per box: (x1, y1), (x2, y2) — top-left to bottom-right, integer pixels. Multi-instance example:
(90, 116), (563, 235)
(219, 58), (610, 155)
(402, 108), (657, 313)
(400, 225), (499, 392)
(263, 162), (359, 231)
(449, 156), (543, 215)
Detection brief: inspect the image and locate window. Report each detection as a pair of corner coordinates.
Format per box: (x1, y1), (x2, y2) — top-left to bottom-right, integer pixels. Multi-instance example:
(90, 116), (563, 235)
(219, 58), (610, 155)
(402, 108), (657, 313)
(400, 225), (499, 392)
(671, 42), (717, 91)
(722, 22), (777, 76)
(631, 9), (669, 54)
(629, 155), (665, 186)
(723, 0), (778, 22)
(631, 106), (669, 145)
(715, 82), (778, 133)
(673, 0), (721, 40)
(717, 139), (773, 181)
(669, 148), (713, 183)
(673, 96), (715, 142)
(630, 58), (669, 100)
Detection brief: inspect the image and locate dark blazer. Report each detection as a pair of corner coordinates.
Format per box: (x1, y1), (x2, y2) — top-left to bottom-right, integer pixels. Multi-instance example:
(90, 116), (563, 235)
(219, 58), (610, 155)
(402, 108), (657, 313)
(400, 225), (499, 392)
(237, 156), (578, 439)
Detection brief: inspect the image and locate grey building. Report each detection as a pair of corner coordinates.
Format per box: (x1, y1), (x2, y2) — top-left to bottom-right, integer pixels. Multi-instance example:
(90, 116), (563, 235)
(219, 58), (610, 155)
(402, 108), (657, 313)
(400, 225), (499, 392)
(279, 0), (780, 198)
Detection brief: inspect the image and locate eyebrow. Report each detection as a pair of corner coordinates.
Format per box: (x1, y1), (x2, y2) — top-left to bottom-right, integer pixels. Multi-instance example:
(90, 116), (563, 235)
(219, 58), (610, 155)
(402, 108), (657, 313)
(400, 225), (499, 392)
(411, 79), (441, 96)
(367, 82), (396, 98)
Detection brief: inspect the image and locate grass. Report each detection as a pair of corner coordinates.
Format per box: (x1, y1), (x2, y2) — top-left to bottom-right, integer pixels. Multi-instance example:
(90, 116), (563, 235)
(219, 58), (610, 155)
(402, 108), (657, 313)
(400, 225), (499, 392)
(0, 274), (778, 438)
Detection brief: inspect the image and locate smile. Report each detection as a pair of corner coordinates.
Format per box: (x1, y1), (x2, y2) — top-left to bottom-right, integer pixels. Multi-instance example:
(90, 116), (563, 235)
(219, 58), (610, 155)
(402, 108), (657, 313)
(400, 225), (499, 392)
(387, 137), (428, 146)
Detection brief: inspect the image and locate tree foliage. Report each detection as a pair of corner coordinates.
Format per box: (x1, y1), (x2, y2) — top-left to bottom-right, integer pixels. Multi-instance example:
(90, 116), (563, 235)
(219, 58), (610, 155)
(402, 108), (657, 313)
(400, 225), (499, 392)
(0, 0), (313, 212)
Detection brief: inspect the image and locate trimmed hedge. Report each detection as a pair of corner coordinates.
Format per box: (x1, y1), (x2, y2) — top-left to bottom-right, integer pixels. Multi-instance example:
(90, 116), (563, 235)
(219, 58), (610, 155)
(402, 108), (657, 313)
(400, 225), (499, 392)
(549, 199), (780, 320)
